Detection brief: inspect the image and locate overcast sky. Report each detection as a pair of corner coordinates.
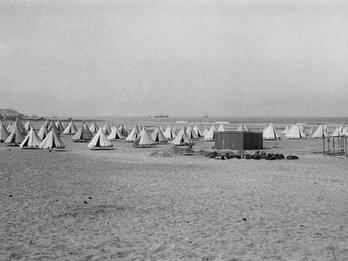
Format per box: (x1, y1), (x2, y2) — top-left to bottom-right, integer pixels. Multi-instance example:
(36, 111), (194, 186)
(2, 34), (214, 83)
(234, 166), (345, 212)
(0, 0), (347, 117)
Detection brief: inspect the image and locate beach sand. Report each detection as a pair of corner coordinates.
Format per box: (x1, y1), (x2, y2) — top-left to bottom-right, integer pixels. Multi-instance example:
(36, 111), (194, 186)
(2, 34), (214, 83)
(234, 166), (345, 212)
(1, 136), (348, 260)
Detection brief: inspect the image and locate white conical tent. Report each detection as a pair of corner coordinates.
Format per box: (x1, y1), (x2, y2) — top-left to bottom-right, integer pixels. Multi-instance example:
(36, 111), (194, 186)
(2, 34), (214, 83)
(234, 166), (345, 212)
(88, 128), (113, 149)
(133, 129), (156, 148)
(193, 126), (202, 137)
(48, 121), (60, 135)
(72, 126), (92, 142)
(311, 125), (328, 138)
(237, 124), (248, 132)
(286, 124), (306, 139)
(108, 126), (125, 140)
(41, 119), (50, 129)
(55, 120), (65, 133)
(151, 127), (168, 144)
(38, 125), (49, 140)
(217, 124), (225, 132)
(171, 128), (191, 146)
(20, 129), (42, 149)
(164, 126), (176, 139)
(282, 126), (290, 135)
(82, 123), (93, 139)
(118, 125), (128, 137)
(204, 126), (216, 141)
(125, 126), (140, 142)
(40, 130), (65, 149)
(24, 120), (33, 131)
(341, 127), (348, 136)
(89, 121), (99, 134)
(186, 126), (198, 140)
(263, 125), (280, 140)
(331, 126), (343, 137)
(63, 121), (77, 135)
(102, 123), (112, 135)
(202, 127), (209, 137)
(4, 124), (26, 146)
(0, 121), (9, 142)
(8, 119), (26, 134)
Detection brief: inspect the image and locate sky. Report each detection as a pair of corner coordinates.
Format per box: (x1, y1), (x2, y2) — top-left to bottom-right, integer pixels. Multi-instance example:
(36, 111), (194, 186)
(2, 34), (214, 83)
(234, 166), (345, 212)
(0, 0), (347, 117)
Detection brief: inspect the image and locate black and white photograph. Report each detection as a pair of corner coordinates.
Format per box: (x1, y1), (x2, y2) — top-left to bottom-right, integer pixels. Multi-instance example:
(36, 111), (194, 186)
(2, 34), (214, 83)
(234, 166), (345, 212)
(1, 0), (347, 260)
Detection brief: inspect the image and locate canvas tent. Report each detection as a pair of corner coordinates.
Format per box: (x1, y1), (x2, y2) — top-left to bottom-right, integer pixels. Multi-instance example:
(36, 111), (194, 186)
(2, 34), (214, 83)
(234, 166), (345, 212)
(89, 121), (99, 134)
(72, 126), (92, 142)
(20, 129), (42, 149)
(331, 126), (343, 137)
(193, 126), (202, 137)
(133, 129), (156, 148)
(186, 126), (198, 140)
(171, 128), (191, 146)
(164, 126), (176, 139)
(102, 123), (112, 135)
(125, 126), (140, 142)
(0, 121), (9, 142)
(40, 130), (65, 150)
(237, 124), (248, 132)
(202, 127), (209, 137)
(282, 126), (290, 135)
(311, 125), (328, 138)
(286, 124), (306, 139)
(263, 124), (280, 140)
(151, 127), (168, 144)
(204, 126), (216, 141)
(118, 125), (128, 137)
(8, 118), (26, 134)
(107, 126), (125, 140)
(88, 128), (113, 149)
(38, 125), (49, 140)
(4, 124), (26, 146)
(217, 124), (225, 132)
(24, 120), (33, 132)
(48, 121), (60, 135)
(63, 121), (77, 135)
(55, 120), (65, 133)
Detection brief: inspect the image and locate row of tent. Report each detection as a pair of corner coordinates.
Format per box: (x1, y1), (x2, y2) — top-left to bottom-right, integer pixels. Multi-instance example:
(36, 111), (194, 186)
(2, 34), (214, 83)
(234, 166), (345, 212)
(263, 124), (348, 140)
(2, 119), (348, 149)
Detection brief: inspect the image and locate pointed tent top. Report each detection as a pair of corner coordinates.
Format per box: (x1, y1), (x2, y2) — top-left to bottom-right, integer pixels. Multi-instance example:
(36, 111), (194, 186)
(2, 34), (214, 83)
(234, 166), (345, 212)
(40, 130), (65, 149)
(63, 121), (77, 135)
(171, 128), (191, 146)
(164, 126), (176, 139)
(38, 125), (49, 140)
(108, 126), (125, 140)
(89, 121), (99, 133)
(133, 129), (156, 147)
(286, 124), (306, 139)
(55, 120), (65, 132)
(237, 124), (248, 132)
(186, 126), (198, 139)
(151, 127), (168, 143)
(204, 125), (216, 141)
(125, 126), (140, 142)
(102, 122), (112, 135)
(4, 124), (26, 145)
(20, 129), (42, 149)
(88, 128), (113, 149)
(263, 124), (280, 140)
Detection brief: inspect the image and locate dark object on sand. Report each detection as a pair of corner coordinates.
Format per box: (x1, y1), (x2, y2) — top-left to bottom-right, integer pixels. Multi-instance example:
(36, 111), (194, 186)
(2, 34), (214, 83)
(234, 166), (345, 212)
(287, 155), (299, 160)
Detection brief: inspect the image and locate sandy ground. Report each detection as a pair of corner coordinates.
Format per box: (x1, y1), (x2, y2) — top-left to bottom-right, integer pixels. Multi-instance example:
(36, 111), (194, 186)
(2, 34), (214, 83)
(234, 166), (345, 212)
(1, 134), (348, 261)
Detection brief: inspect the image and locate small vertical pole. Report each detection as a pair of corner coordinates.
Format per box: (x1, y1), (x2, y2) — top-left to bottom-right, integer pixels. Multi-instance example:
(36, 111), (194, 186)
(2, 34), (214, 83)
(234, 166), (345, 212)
(323, 136), (325, 156)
